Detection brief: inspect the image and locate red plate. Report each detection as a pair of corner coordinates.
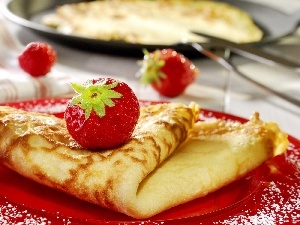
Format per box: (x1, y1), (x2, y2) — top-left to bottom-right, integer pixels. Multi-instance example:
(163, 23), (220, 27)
(0, 98), (299, 225)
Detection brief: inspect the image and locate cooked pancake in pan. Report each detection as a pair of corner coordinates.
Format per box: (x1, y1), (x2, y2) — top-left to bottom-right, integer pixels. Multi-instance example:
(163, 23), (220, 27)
(42, 0), (263, 44)
(0, 102), (288, 219)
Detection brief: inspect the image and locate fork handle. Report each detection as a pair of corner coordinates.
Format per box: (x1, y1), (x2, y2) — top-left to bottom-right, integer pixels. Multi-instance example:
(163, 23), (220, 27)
(187, 42), (300, 108)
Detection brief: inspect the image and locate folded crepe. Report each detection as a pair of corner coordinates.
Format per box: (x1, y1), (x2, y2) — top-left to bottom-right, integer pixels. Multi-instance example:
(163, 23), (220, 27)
(0, 102), (288, 219)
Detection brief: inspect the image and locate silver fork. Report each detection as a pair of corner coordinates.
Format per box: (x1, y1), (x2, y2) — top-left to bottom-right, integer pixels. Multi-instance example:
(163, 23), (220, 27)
(183, 42), (300, 108)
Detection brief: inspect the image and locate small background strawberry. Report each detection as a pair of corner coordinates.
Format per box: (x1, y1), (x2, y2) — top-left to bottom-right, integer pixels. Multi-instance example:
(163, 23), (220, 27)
(18, 41), (57, 77)
(139, 48), (199, 97)
(64, 78), (140, 149)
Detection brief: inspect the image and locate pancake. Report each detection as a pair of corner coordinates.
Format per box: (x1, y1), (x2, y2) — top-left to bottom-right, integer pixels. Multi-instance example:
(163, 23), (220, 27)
(0, 103), (288, 218)
(41, 0), (263, 44)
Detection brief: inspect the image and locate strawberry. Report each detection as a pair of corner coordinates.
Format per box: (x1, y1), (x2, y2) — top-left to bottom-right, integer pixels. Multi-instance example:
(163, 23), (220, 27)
(138, 48), (199, 97)
(64, 78), (140, 149)
(18, 41), (57, 77)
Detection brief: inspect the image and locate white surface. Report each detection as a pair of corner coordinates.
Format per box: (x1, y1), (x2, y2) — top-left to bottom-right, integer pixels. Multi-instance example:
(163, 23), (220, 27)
(244, 0), (300, 14)
(0, 0), (300, 139)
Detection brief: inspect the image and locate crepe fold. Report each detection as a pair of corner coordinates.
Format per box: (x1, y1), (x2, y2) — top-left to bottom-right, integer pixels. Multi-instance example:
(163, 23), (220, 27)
(0, 103), (288, 219)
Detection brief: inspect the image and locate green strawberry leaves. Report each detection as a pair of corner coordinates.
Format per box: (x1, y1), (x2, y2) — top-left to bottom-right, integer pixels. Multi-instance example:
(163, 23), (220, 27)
(138, 49), (166, 86)
(70, 79), (122, 119)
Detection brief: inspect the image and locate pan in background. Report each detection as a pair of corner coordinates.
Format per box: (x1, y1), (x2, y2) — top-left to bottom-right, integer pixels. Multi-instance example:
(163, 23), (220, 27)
(1, 0), (300, 56)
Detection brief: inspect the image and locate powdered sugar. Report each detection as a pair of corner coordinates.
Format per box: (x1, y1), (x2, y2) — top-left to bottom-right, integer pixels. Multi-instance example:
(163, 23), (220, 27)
(214, 142), (300, 225)
(0, 201), (50, 225)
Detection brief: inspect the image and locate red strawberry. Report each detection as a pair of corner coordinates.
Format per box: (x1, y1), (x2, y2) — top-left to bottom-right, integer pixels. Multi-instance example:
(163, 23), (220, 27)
(138, 48), (199, 97)
(18, 41), (57, 77)
(64, 78), (140, 149)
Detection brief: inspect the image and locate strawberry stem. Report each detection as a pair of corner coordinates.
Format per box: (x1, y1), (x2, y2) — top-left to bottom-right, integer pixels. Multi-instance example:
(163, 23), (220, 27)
(70, 79), (122, 119)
